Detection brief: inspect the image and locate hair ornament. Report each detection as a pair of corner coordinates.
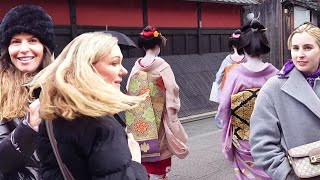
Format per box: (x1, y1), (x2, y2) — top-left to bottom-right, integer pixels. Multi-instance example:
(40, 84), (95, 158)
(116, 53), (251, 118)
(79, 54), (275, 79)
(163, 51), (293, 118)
(261, 28), (267, 32)
(140, 27), (160, 38)
(231, 33), (240, 39)
(251, 28), (258, 32)
(153, 31), (159, 37)
(247, 12), (260, 21)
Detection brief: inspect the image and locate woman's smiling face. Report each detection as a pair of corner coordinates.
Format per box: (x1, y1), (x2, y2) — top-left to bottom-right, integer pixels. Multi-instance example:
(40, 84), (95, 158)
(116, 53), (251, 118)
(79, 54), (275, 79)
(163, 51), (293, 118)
(291, 32), (320, 74)
(8, 33), (44, 74)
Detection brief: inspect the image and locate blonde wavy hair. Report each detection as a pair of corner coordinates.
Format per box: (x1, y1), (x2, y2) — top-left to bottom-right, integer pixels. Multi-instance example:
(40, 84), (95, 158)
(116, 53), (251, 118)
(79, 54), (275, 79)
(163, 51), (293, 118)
(29, 32), (145, 121)
(0, 47), (52, 121)
(288, 22), (320, 49)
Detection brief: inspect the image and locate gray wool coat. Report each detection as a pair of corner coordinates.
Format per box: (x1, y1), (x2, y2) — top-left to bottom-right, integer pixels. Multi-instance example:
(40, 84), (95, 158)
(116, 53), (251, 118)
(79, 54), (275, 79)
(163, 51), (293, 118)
(250, 68), (320, 180)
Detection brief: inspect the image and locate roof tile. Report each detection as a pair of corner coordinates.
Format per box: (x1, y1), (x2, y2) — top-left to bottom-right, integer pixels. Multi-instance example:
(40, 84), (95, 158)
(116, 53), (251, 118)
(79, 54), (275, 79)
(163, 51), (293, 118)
(283, 0), (320, 10)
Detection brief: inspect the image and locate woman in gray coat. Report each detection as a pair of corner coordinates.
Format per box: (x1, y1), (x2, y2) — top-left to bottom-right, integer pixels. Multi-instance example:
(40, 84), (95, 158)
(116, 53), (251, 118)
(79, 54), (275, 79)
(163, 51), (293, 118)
(250, 22), (320, 180)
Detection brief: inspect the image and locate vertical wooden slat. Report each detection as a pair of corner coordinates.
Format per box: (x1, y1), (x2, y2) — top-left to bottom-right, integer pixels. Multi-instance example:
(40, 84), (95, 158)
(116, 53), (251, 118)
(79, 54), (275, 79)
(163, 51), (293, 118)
(185, 34), (188, 53)
(219, 34), (222, 52)
(209, 34), (212, 53)
(280, 2), (284, 65)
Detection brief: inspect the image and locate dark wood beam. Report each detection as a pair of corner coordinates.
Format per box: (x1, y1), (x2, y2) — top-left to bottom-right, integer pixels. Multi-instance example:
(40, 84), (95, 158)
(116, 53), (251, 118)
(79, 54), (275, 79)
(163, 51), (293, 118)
(142, 0), (148, 27)
(69, 0), (77, 38)
(197, 2), (202, 54)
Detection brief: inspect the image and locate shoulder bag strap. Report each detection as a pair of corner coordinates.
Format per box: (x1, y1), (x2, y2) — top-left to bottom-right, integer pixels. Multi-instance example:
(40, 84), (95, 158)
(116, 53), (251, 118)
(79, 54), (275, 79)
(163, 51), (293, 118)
(45, 120), (75, 180)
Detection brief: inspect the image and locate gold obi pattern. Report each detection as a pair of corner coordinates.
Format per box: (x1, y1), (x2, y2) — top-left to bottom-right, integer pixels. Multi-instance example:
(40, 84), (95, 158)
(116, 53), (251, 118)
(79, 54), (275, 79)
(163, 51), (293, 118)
(125, 71), (165, 162)
(231, 88), (260, 141)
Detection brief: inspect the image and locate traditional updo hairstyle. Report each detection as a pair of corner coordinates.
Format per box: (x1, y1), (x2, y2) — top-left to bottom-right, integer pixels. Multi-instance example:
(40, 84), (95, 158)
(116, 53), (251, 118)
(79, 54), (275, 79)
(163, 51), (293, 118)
(137, 26), (166, 50)
(237, 19), (270, 57)
(229, 29), (241, 48)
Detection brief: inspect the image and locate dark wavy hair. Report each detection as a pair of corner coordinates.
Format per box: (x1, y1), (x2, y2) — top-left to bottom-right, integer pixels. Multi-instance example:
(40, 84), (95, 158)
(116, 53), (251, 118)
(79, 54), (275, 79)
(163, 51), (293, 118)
(237, 19), (270, 57)
(137, 26), (166, 50)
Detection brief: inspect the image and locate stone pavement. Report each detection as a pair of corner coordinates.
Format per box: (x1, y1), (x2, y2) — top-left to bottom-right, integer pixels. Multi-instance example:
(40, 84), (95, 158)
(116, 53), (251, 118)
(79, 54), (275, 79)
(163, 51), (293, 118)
(179, 111), (216, 124)
(169, 115), (234, 180)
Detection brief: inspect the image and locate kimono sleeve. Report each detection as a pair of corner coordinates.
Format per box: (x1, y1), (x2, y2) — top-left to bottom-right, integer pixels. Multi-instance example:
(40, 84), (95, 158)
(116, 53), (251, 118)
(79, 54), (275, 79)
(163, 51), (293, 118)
(161, 66), (180, 118)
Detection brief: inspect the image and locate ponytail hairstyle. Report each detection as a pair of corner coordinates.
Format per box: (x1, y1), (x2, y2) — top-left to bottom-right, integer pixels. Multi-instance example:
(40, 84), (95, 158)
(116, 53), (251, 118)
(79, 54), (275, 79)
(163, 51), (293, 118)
(137, 26), (167, 50)
(237, 19), (270, 57)
(229, 29), (241, 48)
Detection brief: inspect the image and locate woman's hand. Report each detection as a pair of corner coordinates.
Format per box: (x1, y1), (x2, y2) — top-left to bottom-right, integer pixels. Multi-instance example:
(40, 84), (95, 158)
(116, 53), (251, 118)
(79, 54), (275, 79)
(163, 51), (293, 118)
(28, 99), (41, 132)
(127, 133), (141, 163)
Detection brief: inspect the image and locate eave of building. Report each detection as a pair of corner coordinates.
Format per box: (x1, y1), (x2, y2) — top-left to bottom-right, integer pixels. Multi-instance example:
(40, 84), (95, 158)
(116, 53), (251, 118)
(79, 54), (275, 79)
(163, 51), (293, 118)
(281, 0), (320, 11)
(184, 0), (260, 5)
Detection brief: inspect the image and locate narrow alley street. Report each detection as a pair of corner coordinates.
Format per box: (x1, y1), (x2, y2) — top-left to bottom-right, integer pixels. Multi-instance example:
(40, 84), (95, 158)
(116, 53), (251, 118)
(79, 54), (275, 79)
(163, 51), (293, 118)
(169, 118), (234, 180)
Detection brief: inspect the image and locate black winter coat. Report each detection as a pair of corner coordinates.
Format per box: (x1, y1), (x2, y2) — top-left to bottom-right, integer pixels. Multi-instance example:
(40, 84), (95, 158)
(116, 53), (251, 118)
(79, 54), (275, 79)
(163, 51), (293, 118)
(0, 87), (41, 180)
(37, 115), (148, 180)
(0, 118), (40, 180)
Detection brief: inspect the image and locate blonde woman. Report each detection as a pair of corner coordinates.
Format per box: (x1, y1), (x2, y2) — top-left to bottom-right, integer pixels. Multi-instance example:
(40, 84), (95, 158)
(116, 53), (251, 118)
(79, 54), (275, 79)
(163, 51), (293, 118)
(250, 22), (320, 179)
(29, 32), (148, 179)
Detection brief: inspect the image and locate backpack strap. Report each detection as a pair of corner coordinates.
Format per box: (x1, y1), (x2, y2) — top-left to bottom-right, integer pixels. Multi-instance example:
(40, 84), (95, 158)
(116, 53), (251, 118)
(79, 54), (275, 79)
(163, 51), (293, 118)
(45, 120), (75, 180)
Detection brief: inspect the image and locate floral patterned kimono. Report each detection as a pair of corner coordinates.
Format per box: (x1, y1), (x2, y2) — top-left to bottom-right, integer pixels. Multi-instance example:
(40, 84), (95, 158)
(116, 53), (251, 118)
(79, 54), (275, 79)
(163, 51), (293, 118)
(126, 57), (189, 175)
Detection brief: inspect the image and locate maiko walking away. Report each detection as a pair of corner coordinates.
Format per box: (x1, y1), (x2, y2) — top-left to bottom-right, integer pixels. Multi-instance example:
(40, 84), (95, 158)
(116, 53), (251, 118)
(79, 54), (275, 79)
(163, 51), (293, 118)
(219, 18), (278, 180)
(126, 26), (189, 180)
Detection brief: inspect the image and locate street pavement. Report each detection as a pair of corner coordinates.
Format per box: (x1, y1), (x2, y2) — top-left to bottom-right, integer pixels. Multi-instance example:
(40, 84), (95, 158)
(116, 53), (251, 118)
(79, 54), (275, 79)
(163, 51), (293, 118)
(168, 117), (234, 180)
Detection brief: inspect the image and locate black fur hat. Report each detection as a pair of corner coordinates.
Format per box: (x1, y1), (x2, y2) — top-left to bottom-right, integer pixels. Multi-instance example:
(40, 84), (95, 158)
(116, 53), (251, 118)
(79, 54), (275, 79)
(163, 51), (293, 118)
(0, 5), (55, 53)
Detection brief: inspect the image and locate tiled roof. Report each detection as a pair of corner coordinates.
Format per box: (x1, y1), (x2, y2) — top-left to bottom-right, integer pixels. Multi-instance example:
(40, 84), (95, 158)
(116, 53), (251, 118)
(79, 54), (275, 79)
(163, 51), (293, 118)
(282, 0), (320, 10)
(185, 0), (260, 5)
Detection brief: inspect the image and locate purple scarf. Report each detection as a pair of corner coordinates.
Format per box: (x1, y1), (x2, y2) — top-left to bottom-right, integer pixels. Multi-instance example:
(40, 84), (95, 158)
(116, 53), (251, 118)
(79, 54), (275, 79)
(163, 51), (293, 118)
(303, 69), (320, 87)
(277, 59), (295, 77)
(277, 59), (320, 87)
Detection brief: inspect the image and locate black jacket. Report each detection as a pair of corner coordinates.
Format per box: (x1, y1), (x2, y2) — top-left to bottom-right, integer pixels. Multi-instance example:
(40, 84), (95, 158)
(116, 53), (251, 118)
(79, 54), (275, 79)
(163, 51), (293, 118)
(37, 115), (147, 180)
(0, 87), (41, 180)
(0, 118), (40, 180)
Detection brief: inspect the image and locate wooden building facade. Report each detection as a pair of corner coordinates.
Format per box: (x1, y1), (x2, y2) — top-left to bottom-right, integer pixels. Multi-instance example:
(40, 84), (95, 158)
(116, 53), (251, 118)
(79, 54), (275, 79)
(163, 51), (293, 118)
(244, 0), (320, 68)
(1, 0), (259, 58)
